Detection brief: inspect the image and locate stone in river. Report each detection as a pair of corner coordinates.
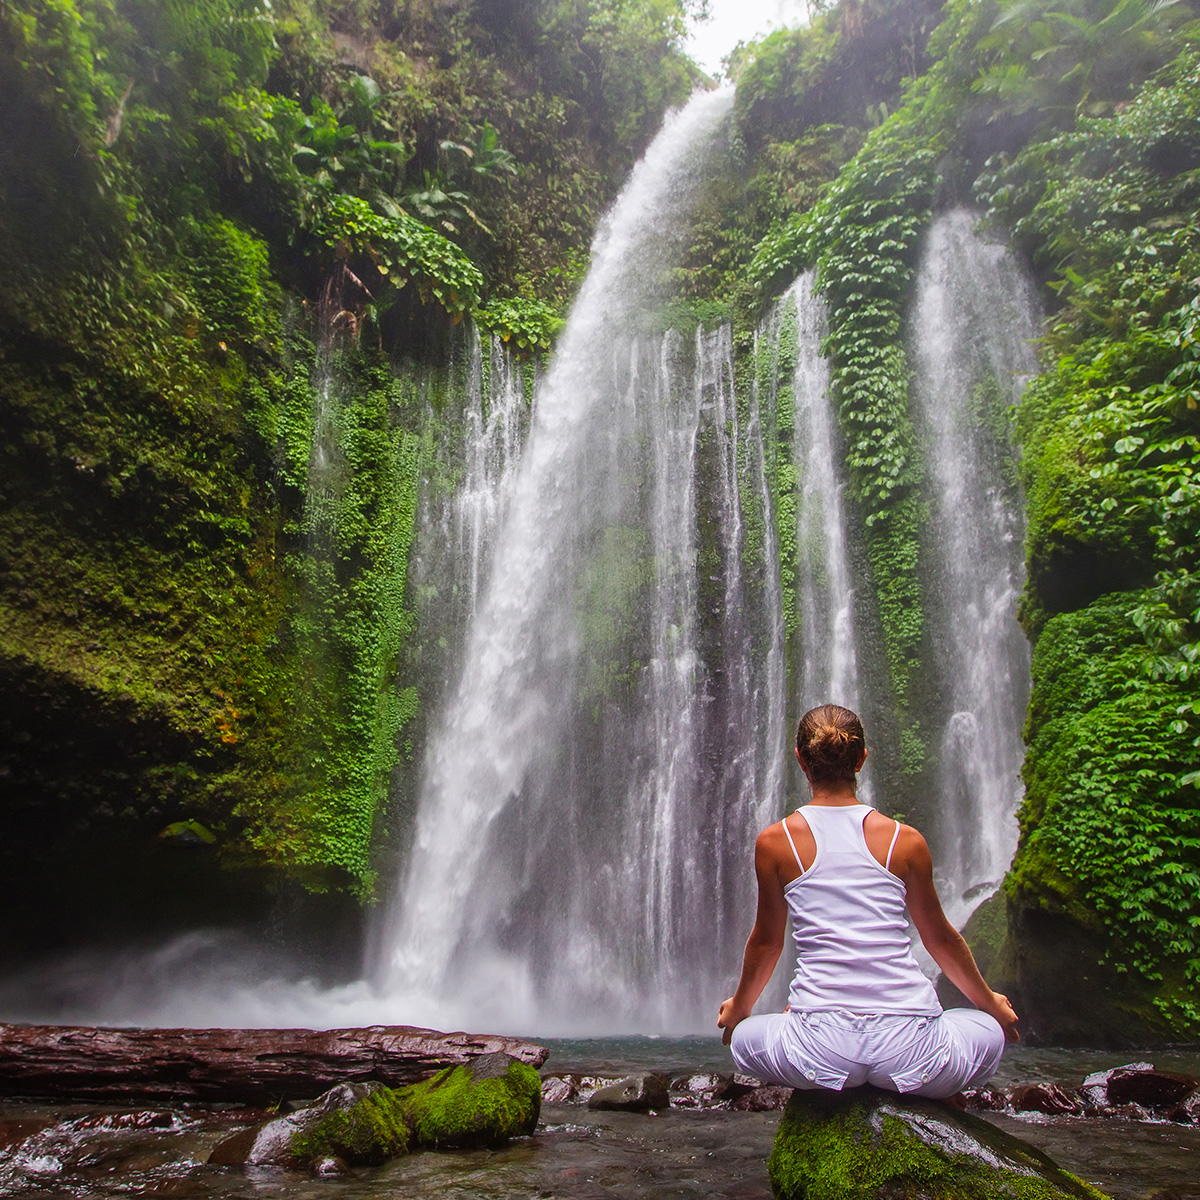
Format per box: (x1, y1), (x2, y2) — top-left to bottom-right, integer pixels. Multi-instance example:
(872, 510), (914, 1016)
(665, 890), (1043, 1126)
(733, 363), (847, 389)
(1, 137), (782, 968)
(1167, 1087), (1200, 1124)
(587, 1073), (670, 1112)
(209, 1054), (540, 1170)
(1008, 1082), (1084, 1115)
(294, 1052), (540, 1164)
(540, 1075), (577, 1103)
(1080, 1062), (1153, 1110)
(730, 1085), (793, 1111)
(310, 1154), (351, 1176)
(768, 1086), (1111, 1200)
(1105, 1067), (1197, 1109)
(209, 1082), (381, 1168)
(960, 1085), (1008, 1112)
(668, 1072), (729, 1108)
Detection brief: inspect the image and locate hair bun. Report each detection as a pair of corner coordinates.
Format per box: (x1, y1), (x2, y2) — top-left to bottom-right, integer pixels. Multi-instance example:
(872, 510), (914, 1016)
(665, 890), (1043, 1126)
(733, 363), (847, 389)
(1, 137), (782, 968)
(796, 705), (865, 785)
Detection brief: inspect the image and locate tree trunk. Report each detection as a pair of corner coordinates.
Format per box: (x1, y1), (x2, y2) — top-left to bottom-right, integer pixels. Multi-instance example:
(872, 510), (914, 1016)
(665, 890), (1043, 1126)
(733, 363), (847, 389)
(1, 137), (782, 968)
(0, 1023), (549, 1102)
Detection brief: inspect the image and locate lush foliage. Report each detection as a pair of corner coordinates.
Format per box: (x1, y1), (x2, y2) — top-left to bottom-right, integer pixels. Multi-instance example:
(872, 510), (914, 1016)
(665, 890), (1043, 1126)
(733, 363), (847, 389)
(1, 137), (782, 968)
(0, 0), (696, 904)
(968, 53), (1200, 1023)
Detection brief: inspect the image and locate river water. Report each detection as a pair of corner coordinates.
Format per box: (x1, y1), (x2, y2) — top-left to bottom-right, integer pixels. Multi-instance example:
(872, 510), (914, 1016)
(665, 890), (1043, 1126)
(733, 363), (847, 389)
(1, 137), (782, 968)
(2, 1039), (1198, 1199)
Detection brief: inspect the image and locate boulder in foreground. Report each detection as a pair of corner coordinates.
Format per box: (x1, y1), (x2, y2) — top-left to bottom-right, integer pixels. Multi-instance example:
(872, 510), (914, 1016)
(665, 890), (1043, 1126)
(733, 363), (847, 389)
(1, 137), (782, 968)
(210, 1052), (541, 1169)
(768, 1086), (1111, 1200)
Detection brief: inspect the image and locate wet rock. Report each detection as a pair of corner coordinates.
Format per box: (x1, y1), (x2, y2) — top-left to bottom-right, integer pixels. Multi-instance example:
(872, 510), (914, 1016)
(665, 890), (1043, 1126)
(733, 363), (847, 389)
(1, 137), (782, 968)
(1166, 1088), (1200, 1124)
(294, 1052), (541, 1164)
(208, 1082), (382, 1168)
(1080, 1062), (1154, 1110)
(0, 1117), (53, 1151)
(587, 1073), (670, 1112)
(574, 1075), (617, 1102)
(724, 1073), (761, 1102)
(768, 1085), (1111, 1200)
(1008, 1082), (1084, 1116)
(206, 1123), (261, 1167)
(311, 1154), (351, 1176)
(668, 1072), (729, 1108)
(1106, 1067), (1197, 1109)
(0, 1022), (548, 1103)
(540, 1075), (577, 1104)
(960, 1086), (1008, 1112)
(730, 1085), (793, 1112)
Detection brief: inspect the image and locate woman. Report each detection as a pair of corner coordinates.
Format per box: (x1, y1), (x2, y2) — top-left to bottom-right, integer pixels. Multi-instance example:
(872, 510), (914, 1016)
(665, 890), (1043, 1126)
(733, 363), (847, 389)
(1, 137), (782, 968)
(717, 703), (1019, 1099)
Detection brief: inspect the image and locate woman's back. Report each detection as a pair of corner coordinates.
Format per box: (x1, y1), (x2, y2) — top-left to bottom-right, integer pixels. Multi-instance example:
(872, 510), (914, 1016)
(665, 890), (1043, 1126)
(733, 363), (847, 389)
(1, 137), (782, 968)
(782, 804), (941, 1016)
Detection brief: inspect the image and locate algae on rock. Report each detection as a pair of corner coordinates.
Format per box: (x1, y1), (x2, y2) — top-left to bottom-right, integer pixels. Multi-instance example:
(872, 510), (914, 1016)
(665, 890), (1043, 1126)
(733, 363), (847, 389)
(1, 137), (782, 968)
(289, 1053), (541, 1167)
(767, 1086), (1108, 1200)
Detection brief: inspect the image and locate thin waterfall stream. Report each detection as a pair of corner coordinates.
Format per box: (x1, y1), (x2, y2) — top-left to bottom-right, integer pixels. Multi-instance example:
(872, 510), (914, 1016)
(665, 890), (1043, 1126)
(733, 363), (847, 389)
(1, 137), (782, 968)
(911, 208), (1041, 927)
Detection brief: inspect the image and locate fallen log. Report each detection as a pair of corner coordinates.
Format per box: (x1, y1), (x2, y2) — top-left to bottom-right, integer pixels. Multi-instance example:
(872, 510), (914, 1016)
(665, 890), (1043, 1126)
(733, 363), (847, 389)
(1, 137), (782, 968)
(0, 1023), (549, 1103)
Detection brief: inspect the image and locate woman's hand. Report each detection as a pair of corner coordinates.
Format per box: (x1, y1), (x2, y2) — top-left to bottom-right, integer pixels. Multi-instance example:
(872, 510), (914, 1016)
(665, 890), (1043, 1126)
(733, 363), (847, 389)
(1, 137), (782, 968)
(717, 997), (748, 1046)
(987, 991), (1021, 1042)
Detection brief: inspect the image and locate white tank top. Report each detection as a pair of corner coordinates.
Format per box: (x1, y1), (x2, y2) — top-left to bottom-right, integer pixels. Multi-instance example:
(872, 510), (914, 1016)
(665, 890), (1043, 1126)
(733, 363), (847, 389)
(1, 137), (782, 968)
(782, 803), (942, 1015)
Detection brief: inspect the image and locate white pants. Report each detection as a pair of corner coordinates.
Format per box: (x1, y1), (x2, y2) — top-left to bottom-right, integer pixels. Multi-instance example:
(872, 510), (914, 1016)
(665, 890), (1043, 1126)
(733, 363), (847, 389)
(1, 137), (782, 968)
(730, 1008), (1004, 1099)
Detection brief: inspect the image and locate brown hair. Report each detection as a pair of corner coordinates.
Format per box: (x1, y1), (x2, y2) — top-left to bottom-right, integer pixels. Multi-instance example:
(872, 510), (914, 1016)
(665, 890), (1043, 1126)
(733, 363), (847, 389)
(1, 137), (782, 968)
(796, 704), (865, 786)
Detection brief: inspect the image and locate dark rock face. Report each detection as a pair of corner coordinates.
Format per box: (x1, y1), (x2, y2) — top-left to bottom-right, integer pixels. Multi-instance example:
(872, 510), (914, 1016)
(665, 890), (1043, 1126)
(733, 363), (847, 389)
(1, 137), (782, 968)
(984, 898), (1177, 1046)
(587, 1073), (670, 1112)
(768, 1086), (1111, 1200)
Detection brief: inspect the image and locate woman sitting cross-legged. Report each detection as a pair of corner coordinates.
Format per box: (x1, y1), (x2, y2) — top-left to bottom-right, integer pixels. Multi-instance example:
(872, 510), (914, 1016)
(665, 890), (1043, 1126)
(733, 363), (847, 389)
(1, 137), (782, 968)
(718, 703), (1019, 1099)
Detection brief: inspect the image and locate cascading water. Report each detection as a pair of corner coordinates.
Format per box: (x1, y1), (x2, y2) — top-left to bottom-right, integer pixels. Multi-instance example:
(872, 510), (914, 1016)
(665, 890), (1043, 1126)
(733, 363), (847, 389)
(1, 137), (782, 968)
(910, 208), (1041, 927)
(789, 273), (863, 718)
(756, 272), (871, 806)
(379, 88), (785, 1034)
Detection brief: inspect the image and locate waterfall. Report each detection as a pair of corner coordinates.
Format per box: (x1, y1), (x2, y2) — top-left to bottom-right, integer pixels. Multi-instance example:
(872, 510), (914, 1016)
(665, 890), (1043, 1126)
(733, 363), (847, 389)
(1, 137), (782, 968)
(757, 273), (870, 805)
(786, 275), (866, 724)
(378, 88), (784, 1034)
(911, 208), (1041, 926)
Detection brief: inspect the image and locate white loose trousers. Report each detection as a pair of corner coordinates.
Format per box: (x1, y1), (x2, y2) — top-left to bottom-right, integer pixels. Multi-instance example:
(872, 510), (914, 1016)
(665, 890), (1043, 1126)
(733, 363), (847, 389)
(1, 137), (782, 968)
(730, 1007), (1004, 1099)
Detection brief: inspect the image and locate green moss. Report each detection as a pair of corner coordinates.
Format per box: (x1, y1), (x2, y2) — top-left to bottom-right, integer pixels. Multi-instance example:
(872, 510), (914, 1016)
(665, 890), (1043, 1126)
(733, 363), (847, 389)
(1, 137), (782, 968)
(291, 1087), (411, 1166)
(768, 1088), (1108, 1200)
(291, 1058), (541, 1167)
(398, 1059), (541, 1150)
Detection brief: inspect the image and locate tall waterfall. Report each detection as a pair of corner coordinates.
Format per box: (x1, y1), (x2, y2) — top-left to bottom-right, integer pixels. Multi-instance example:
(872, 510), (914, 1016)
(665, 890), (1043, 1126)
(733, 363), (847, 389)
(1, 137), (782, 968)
(911, 208), (1041, 926)
(379, 89), (784, 1034)
(786, 274), (865, 723)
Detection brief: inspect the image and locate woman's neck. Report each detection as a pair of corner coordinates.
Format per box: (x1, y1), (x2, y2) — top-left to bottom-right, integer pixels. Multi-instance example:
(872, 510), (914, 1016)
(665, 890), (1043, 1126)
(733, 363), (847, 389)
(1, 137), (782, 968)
(806, 782), (860, 806)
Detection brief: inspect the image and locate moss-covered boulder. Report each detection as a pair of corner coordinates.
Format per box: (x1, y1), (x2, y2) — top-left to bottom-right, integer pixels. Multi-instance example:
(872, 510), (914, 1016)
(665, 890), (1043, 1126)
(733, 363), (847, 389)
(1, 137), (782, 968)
(767, 1086), (1110, 1200)
(290, 1052), (541, 1167)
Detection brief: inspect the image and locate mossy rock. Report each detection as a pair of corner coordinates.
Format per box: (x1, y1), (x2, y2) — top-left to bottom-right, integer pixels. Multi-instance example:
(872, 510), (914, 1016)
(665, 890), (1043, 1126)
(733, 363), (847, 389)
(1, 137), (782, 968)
(767, 1086), (1110, 1200)
(396, 1051), (542, 1149)
(290, 1053), (541, 1167)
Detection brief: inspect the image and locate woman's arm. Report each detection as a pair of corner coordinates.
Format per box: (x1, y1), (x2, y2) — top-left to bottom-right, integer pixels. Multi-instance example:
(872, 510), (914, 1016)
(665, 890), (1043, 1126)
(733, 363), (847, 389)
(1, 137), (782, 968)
(718, 828), (789, 1045)
(899, 827), (1021, 1042)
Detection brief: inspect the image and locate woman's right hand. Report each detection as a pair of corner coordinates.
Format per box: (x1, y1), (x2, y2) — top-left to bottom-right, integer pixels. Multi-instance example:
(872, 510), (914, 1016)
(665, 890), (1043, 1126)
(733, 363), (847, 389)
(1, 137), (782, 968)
(717, 997), (747, 1046)
(988, 991), (1021, 1042)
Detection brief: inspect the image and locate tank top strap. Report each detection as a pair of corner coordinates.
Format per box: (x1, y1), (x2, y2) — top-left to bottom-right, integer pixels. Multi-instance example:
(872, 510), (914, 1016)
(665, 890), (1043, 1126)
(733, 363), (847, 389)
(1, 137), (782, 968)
(780, 813), (804, 873)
